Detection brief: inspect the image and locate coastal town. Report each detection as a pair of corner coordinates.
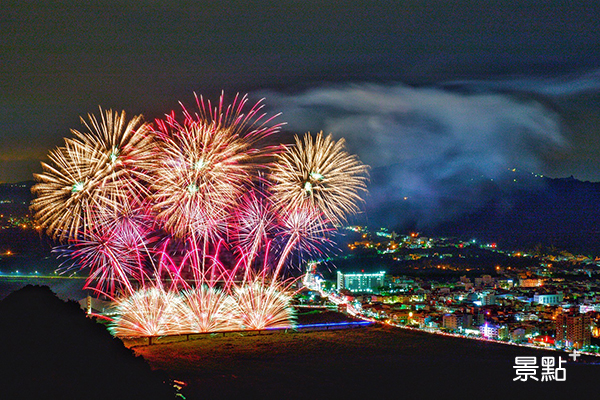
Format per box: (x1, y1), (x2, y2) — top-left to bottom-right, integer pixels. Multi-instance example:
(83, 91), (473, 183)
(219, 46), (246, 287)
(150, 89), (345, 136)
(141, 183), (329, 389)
(302, 227), (600, 354)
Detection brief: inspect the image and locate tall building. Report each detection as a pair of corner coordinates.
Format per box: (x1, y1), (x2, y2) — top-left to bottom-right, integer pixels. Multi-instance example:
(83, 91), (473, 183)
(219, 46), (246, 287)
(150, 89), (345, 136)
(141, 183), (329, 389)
(337, 271), (385, 293)
(482, 293), (497, 306)
(556, 312), (591, 349)
(443, 313), (473, 331)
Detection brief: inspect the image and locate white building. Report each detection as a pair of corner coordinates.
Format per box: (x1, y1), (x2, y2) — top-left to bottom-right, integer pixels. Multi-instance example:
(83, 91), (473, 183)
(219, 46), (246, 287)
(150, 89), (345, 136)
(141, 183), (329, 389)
(533, 293), (563, 306)
(479, 323), (508, 339)
(337, 271), (385, 293)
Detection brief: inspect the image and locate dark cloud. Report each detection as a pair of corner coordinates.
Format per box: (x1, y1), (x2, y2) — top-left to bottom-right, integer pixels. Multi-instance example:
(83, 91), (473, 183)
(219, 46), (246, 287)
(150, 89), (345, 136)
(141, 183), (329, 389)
(260, 82), (572, 228)
(262, 82), (567, 168)
(3, 1), (600, 185)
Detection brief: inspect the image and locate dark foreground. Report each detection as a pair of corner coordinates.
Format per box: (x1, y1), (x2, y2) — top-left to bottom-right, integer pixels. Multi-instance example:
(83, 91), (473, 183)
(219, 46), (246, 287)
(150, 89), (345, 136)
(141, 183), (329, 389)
(134, 324), (600, 399)
(0, 285), (173, 400)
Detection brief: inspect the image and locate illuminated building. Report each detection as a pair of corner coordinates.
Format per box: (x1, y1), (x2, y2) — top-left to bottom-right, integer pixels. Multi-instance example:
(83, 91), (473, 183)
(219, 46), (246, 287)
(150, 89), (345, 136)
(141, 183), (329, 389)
(510, 327), (526, 343)
(580, 304), (600, 313)
(496, 279), (514, 289)
(443, 313), (472, 331)
(302, 262), (323, 291)
(337, 271), (385, 293)
(533, 293), (563, 306)
(519, 278), (544, 288)
(556, 312), (591, 349)
(479, 323), (508, 339)
(482, 293), (497, 306)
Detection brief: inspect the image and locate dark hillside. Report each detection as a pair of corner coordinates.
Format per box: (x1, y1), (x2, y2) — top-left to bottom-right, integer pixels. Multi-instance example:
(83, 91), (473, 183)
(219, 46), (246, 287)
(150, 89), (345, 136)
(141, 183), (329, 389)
(0, 285), (173, 399)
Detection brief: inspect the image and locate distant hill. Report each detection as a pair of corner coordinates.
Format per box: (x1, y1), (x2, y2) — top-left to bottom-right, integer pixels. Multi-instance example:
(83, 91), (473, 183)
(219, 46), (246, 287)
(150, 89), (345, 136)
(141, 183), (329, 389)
(5, 175), (600, 255)
(432, 176), (600, 254)
(0, 180), (34, 216)
(365, 167), (600, 254)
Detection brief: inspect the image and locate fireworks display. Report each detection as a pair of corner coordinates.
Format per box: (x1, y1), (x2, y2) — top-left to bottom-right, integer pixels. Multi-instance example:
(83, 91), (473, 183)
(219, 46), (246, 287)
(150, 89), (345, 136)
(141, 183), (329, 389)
(150, 93), (283, 241)
(31, 109), (153, 241)
(32, 93), (368, 337)
(270, 131), (369, 226)
(232, 272), (296, 330)
(110, 286), (186, 337)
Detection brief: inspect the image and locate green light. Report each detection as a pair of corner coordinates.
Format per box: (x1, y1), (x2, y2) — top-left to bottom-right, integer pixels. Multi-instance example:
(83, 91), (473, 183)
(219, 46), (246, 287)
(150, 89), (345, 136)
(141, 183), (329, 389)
(304, 181), (313, 194)
(109, 148), (119, 163)
(187, 183), (199, 194)
(309, 172), (324, 181)
(194, 159), (206, 170)
(71, 182), (84, 193)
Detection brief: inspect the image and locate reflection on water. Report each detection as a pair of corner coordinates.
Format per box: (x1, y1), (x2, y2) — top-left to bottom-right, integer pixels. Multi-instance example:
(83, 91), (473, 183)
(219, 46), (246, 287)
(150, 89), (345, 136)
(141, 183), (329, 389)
(0, 277), (91, 301)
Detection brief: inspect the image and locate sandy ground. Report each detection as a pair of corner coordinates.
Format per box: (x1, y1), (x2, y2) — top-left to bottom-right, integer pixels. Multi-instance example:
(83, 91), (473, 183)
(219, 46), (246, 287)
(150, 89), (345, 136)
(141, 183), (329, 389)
(132, 324), (600, 399)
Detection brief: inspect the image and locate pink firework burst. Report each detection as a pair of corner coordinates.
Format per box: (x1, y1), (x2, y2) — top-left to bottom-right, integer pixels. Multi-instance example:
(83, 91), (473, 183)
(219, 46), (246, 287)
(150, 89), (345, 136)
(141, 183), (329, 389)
(232, 190), (277, 267)
(150, 93), (283, 241)
(56, 204), (155, 297)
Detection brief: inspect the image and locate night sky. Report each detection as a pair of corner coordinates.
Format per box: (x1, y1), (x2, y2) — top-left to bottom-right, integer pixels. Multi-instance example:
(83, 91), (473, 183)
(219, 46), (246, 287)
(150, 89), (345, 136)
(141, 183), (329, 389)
(3, 1), (600, 188)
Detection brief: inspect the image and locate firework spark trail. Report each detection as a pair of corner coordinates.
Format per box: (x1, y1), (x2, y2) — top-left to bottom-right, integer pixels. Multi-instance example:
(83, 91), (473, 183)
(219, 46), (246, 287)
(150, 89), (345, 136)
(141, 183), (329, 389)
(152, 238), (232, 294)
(187, 92), (283, 143)
(53, 199), (157, 297)
(150, 93), (283, 241)
(232, 270), (297, 331)
(270, 131), (369, 226)
(32, 93), (368, 337)
(272, 207), (333, 281)
(31, 109), (154, 241)
(111, 247), (297, 337)
(32, 140), (102, 241)
(151, 118), (241, 241)
(110, 285), (187, 337)
(178, 286), (239, 332)
(95, 204), (156, 291)
(233, 190), (277, 274)
(55, 219), (149, 298)
(73, 108), (155, 196)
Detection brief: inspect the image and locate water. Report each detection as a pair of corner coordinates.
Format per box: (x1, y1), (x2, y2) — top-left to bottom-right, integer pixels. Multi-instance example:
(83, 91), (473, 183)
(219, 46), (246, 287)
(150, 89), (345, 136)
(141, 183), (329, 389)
(0, 276), (90, 301)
